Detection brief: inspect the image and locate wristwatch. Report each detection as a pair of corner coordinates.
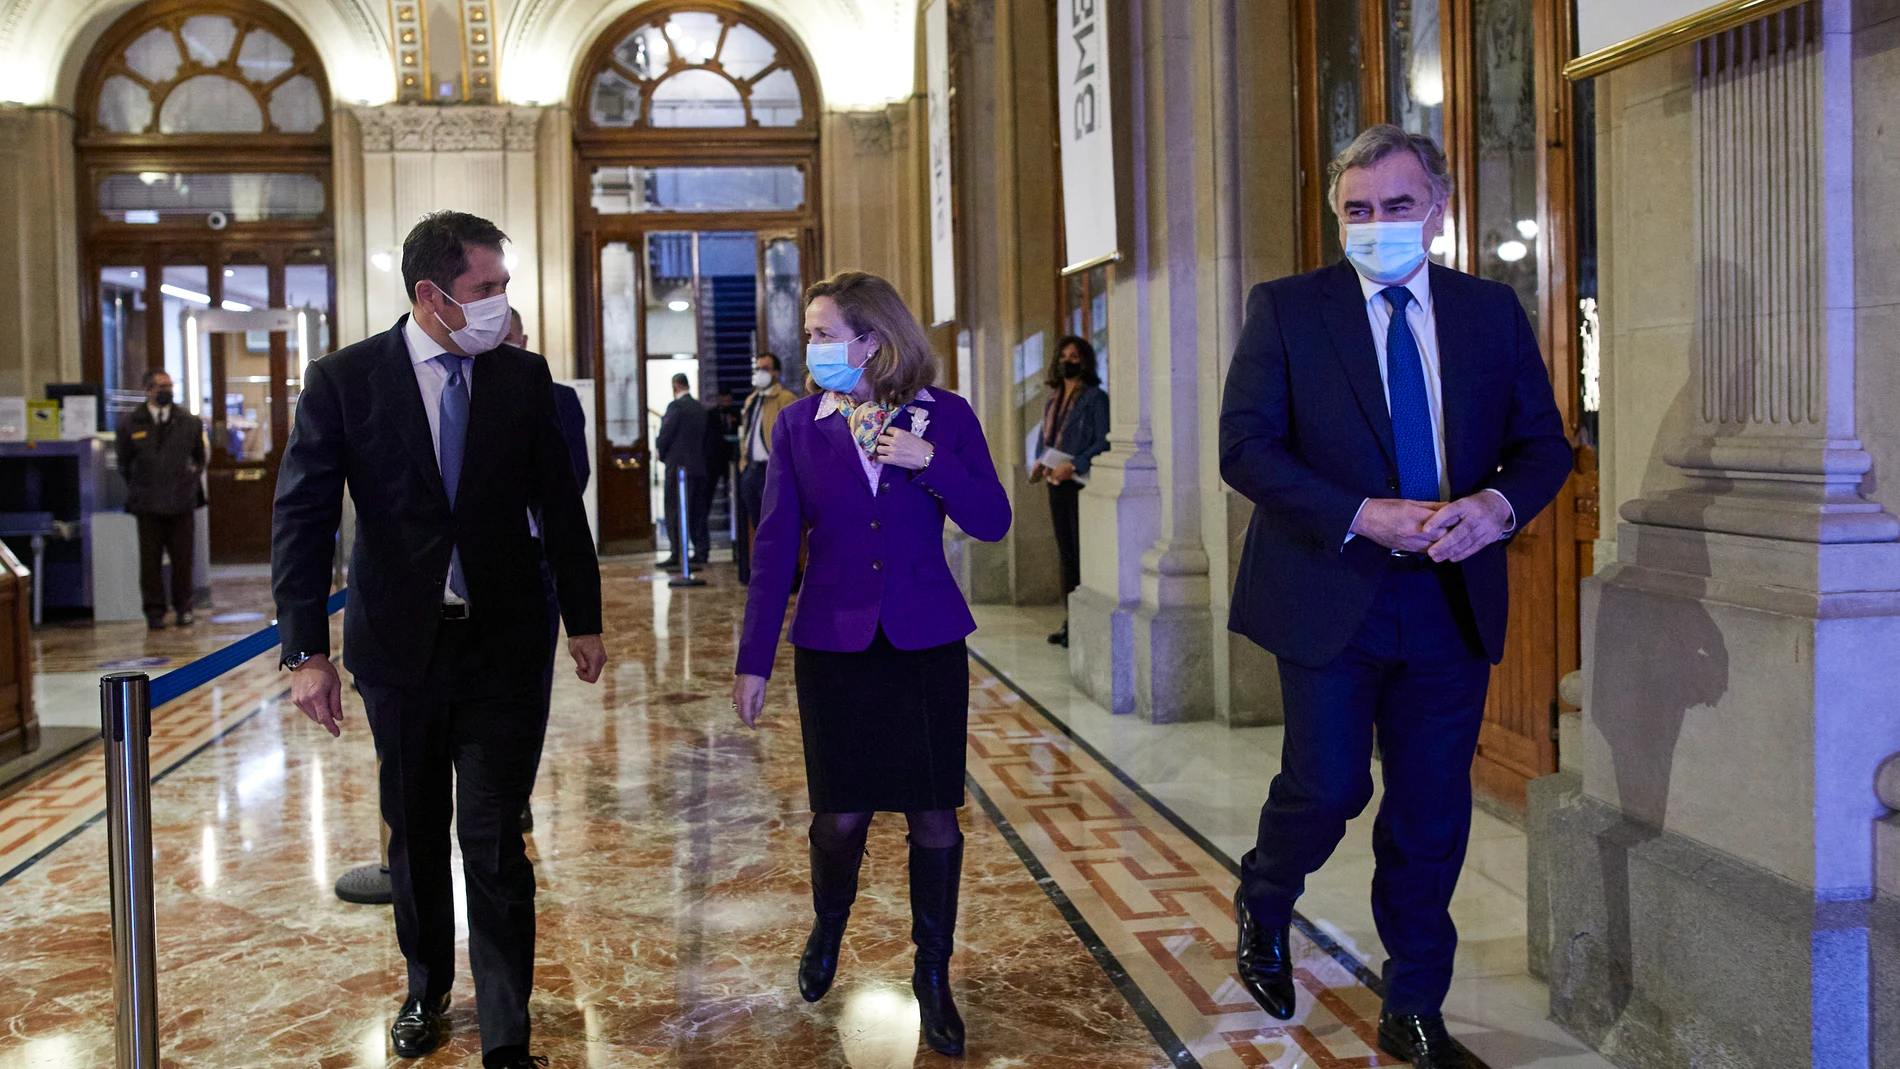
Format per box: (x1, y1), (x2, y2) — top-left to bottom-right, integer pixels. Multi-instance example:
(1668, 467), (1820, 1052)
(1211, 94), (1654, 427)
(281, 650), (321, 672)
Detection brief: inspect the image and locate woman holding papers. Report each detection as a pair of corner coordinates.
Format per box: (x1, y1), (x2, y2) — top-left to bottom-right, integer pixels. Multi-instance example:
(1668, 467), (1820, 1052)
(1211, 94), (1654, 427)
(1032, 336), (1110, 648)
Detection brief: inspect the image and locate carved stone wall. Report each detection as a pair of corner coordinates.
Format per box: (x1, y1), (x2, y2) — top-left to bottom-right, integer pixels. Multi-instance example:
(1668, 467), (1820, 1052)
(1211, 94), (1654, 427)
(1695, 7), (1822, 430)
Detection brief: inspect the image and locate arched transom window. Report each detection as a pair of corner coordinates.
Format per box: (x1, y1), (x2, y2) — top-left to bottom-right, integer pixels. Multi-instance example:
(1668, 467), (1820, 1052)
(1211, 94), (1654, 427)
(582, 4), (818, 131)
(84, 4), (329, 137)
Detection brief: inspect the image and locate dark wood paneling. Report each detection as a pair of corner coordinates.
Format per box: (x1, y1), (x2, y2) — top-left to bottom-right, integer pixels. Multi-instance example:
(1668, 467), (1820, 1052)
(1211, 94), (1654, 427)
(0, 542), (36, 761)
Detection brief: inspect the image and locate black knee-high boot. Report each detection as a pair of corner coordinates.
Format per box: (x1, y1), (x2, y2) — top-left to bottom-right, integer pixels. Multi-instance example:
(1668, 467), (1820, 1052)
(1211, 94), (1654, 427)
(798, 834), (865, 1002)
(909, 835), (966, 1056)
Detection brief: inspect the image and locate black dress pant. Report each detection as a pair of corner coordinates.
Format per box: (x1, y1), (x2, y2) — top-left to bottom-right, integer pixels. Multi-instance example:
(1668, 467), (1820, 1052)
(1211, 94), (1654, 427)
(735, 461), (769, 583)
(1237, 565), (1491, 1016)
(135, 511), (194, 620)
(1047, 481), (1082, 601)
(662, 464), (710, 560)
(359, 618), (549, 1056)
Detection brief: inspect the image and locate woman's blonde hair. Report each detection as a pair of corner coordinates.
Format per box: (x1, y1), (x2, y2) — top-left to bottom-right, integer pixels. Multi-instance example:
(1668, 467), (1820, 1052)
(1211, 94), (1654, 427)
(804, 271), (938, 405)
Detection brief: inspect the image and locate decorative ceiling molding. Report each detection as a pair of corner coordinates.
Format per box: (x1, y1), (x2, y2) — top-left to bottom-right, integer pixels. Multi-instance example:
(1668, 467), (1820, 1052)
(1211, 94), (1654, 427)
(353, 103), (540, 152)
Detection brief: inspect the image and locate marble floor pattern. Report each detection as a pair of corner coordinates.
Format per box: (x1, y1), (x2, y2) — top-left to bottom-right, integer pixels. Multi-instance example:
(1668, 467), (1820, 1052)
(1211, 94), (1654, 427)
(4, 562), (1175, 1067)
(966, 605), (1617, 1069)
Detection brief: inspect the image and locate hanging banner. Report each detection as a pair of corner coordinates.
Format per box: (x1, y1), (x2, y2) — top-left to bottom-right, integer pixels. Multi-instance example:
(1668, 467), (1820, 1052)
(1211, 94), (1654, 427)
(1567, 0), (1807, 80)
(1057, 0), (1119, 275)
(926, 0), (956, 326)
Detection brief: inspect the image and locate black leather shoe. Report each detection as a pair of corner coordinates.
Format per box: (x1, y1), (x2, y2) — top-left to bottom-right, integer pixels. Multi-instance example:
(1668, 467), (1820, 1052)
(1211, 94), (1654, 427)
(1234, 892), (1295, 1020)
(798, 837), (866, 1002)
(390, 992), (450, 1058)
(657, 556), (682, 571)
(910, 836), (966, 1056)
(1378, 1013), (1476, 1069)
(1048, 623), (1069, 647)
(519, 803), (534, 832)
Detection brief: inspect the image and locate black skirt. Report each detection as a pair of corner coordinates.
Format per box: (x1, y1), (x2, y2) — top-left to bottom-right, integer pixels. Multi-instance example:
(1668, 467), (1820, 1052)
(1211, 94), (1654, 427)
(793, 628), (969, 813)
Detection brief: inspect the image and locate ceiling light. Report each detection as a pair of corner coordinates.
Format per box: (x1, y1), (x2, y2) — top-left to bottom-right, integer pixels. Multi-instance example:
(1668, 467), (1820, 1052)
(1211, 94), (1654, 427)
(138, 171), (167, 185)
(161, 283), (211, 305)
(1516, 219), (1540, 240)
(667, 299), (692, 313)
(221, 299), (252, 312)
(224, 269), (235, 277)
(1496, 240), (1528, 263)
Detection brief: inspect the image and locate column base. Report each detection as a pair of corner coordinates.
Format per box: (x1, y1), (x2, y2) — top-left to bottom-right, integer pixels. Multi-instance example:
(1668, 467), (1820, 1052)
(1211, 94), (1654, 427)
(1529, 779), (1887, 1069)
(1069, 585), (1136, 716)
(1131, 602), (1214, 724)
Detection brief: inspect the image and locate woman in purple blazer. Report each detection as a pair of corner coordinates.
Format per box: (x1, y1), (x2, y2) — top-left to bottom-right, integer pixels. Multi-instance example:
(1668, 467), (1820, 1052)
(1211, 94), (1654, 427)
(732, 272), (1010, 1056)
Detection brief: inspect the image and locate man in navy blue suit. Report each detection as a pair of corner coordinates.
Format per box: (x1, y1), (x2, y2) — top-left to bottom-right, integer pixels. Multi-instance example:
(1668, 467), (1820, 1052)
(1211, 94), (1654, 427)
(1219, 126), (1570, 1068)
(505, 308), (590, 834)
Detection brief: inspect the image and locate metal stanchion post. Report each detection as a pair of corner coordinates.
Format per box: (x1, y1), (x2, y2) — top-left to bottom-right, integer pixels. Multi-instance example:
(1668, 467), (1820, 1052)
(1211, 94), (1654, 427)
(101, 672), (159, 1069)
(670, 468), (707, 589)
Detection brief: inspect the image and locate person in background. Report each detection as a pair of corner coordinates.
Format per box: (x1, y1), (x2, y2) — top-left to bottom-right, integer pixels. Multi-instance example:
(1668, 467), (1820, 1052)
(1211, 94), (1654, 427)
(1219, 125), (1569, 1069)
(704, 389), (741, 555)
(273, 210), (606, 1068)
(1031, 336), (1110, 648)
(655, 373), (710, 568)
(505, 307), (591, 834)
(116, 368), (206, 631)
(732, 272), (1011, 1058)
(735, 353), (796, 585)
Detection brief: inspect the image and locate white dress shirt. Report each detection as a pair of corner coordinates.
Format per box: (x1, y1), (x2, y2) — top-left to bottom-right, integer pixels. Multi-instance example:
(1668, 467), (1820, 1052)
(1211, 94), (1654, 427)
(402, 315), (473, 604)
(1347, 266), (1514, 541)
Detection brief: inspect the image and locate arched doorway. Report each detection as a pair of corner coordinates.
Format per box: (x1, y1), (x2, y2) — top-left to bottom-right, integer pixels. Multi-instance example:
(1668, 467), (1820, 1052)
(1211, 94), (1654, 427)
(572, 0), (821, 553)
(76, 0), (334, 563)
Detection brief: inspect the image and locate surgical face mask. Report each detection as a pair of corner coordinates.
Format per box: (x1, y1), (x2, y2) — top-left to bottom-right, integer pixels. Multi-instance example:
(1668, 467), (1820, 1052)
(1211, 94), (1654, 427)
(430, 286), (512, 354)
(1059, 361), (1082, 380)
(807, 334), (871, 393)
(153, 389), (174, 408)
(751, 369), (776, 390)
(1342, 212), (1435, 285)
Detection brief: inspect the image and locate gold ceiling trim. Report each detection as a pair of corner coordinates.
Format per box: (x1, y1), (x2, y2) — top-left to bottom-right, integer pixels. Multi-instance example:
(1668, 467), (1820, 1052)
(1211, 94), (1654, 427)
(1564, 0), (1809, 81)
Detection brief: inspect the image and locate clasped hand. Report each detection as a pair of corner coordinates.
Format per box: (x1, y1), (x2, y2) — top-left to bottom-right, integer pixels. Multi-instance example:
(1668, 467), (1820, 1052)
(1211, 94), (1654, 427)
(874, 427), (935, 470)
(1350, 493), (1512, 563)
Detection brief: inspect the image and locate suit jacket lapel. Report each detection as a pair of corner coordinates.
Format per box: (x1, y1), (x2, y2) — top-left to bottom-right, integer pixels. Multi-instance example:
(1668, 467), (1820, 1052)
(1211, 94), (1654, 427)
(458, 353), (506, 517)
(817, 402), (875, 498)
(370, 316), (450, 511)
(1319, 263), (1397, 468)
(1429, 265), (1477, 491)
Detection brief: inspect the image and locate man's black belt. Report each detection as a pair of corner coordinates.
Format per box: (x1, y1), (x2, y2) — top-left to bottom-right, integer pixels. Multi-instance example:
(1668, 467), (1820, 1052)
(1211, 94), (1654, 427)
(441, 603), (470, 620)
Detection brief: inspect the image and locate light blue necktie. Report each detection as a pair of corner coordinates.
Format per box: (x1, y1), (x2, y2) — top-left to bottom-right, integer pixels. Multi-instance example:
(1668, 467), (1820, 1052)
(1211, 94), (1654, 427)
(1380, 287), (1441, 502)
(435, 354), (470, 601)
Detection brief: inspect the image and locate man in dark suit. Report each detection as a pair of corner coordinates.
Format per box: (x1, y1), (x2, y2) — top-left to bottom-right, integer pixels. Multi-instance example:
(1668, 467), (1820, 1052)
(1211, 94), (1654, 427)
(116, 369), (205, 630)
(272, 211), (606, 1069)
(654, 372), (709, 568)
(503, 307), (590, 833)
(1219, 126), (1570, 1069)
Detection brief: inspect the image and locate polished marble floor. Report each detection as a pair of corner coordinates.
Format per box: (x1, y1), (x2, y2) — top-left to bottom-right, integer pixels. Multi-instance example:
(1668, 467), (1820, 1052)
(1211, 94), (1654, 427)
(966, 605), (1617, 1069)
(0, 562), (1612, 1067)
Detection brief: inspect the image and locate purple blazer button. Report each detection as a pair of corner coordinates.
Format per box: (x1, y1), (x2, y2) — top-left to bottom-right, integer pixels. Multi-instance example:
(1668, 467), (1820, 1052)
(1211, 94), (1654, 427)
(872, 560), (883, 571)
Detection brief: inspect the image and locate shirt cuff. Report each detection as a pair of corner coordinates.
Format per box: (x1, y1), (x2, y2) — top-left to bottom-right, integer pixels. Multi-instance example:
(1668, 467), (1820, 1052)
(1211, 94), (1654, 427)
(1343, 498), (1369, 549)
(1480, 488), (1518, 533)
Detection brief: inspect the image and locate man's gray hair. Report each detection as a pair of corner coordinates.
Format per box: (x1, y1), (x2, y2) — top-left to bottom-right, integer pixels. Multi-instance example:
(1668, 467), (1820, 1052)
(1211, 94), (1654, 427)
(1326, 124), (1453, 214)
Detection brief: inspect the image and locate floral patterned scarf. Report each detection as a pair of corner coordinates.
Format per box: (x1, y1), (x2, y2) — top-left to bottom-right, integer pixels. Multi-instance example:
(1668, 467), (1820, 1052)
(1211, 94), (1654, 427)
(832, 394), (902, 461)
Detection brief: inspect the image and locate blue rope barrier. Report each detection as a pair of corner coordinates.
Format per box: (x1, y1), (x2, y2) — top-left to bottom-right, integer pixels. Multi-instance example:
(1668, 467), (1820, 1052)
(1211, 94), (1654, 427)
(148, 590), (347, 709)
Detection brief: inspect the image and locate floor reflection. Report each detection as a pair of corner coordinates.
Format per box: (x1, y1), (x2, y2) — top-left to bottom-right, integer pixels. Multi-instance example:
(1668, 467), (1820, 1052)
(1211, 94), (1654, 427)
(0, 560), (1168, 1067)
(835, 985), (922, 1069)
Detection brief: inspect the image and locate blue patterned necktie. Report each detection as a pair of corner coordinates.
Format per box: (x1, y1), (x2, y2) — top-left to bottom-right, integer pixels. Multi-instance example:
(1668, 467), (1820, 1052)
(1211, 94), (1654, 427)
(435, 354), (470, 600)
(1380, 287), (1441, 502)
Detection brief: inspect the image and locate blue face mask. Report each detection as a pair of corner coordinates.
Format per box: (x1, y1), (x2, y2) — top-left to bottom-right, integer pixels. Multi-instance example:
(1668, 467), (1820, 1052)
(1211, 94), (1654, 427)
(1342, 210), (1436, 285)
(807, 334), (871, 393)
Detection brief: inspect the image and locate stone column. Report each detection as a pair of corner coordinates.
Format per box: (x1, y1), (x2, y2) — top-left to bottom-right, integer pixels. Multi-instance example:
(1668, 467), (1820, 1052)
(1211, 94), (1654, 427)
(1531, 5), (1900, 1065)
(0, 105), (81, 395)
(346, 104), (567, 368)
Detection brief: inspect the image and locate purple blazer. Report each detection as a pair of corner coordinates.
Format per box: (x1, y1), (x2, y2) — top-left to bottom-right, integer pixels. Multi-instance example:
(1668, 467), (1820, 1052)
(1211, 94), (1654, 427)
(736, 387), (1011, 678)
